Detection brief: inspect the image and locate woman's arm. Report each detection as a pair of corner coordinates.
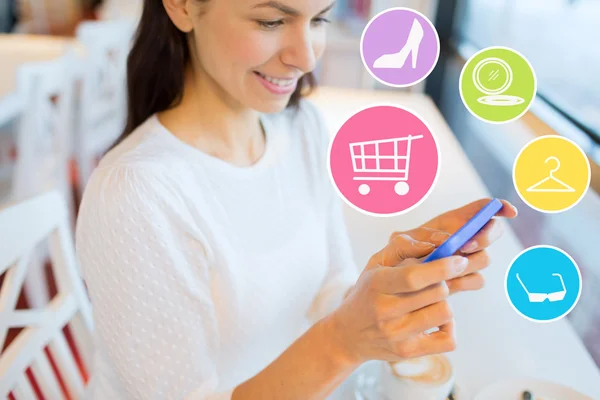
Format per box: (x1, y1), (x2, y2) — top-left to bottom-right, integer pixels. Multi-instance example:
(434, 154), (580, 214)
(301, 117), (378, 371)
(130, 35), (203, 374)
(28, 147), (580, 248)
(232, 315), (358, 400)
(77, 164), (361, 400)
(77, 166), (238, 400)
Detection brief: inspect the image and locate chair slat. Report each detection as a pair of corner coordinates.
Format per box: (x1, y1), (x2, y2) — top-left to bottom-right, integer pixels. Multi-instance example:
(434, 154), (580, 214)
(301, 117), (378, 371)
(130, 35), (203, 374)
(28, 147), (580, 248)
(69, 313), (94, 373)
(0, 252), (31, 348)
(0, 191), (61, 269)
(48, 332), (85, 398)
(0, 292), (77, 394)
(3, 309), (52, 329)
(31, 353), (64, 399)
(12, 375), (37, 400)
(0, 191), (92, 397)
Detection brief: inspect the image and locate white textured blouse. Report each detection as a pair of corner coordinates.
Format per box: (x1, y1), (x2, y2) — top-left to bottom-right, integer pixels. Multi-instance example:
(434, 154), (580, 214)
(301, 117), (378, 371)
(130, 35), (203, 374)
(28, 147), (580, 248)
(75, 99), (360, 400)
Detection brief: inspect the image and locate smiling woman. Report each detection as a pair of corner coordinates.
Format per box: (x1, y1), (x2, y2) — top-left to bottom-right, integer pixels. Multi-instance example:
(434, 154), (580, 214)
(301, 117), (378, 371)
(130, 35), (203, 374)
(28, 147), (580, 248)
(110, 0), (337, 151)
(75, 0), (517, 399)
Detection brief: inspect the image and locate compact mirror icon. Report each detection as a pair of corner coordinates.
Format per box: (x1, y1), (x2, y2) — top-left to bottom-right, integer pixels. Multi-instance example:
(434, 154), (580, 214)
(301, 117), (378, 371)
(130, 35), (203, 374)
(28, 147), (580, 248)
(473, 57), (525, 106)
(516, 273), (567, 303)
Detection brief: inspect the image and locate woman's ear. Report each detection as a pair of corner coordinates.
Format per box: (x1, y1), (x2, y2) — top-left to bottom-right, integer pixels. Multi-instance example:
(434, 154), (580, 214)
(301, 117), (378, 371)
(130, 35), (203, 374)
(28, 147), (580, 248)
(162, 0), (194, 32)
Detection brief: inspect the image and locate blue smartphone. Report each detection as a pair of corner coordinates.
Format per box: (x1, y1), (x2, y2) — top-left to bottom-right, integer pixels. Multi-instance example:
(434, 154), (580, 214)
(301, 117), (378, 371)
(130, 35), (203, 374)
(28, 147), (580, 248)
(422, 198), (504, 263)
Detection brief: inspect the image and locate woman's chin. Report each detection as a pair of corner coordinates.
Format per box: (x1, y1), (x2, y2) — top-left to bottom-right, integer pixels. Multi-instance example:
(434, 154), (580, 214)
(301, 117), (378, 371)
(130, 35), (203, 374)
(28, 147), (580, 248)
(252, 97), (292, 114)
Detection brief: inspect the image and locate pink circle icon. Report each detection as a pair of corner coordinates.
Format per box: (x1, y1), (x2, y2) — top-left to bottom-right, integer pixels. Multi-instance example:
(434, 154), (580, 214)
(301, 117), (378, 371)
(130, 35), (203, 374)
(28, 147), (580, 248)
(328, 105), (440, 216)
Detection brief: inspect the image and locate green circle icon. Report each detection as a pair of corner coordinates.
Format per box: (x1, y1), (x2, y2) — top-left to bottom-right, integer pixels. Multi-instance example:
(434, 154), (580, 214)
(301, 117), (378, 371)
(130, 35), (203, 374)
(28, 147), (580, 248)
(460, 46), (536, 124)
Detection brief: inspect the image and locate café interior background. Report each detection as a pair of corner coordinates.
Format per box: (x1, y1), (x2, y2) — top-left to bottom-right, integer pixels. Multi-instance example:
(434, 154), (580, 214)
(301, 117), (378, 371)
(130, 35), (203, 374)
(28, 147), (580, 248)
(1, 0), (599, 371)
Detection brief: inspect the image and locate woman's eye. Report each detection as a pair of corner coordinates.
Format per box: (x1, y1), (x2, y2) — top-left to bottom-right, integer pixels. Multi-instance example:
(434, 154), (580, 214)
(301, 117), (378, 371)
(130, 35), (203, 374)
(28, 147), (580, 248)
(312, 17), (332, 26)
(258, 20), (284, 29)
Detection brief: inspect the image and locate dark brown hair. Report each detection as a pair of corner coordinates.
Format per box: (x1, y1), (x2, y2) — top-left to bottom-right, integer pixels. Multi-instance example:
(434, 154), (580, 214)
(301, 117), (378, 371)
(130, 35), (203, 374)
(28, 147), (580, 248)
(112, 0), (317, 147)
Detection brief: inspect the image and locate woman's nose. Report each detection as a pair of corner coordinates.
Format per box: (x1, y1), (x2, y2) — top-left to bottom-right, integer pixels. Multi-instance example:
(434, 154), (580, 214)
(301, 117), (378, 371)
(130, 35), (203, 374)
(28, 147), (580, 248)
(281, 28), (319, 73)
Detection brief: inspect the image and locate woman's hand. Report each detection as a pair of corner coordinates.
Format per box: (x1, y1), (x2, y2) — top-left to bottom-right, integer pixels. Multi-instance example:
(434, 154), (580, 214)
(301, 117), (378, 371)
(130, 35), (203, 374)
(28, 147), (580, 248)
(330, 198), (517, 365)
(420, 198), (518, 252)
(398, 198), (518, 294)
(329, 234), (466, 365)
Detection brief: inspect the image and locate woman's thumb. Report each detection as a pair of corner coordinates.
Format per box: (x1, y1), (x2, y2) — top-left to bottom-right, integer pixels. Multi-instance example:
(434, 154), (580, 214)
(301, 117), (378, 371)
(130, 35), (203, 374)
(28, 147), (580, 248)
(376, 233), (435, 267)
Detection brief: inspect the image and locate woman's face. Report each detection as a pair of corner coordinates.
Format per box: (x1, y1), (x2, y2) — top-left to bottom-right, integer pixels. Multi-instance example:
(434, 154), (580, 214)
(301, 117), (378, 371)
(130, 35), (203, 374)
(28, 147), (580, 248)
(183, 0), (333, 113)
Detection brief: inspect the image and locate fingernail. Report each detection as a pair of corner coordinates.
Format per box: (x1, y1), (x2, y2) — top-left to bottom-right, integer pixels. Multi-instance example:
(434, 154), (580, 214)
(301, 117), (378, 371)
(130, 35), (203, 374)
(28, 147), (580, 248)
(461, 240), (478, 253)
(453, 257), (468, 274)
(490, 224), (503, 241)
(511, 204), (519, 215)
(415, 241), (435, 248)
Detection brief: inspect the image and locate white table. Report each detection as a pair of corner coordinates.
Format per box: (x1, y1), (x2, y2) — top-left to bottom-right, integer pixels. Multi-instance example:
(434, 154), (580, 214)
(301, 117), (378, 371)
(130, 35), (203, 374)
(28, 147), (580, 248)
(308, 87), (600, 399)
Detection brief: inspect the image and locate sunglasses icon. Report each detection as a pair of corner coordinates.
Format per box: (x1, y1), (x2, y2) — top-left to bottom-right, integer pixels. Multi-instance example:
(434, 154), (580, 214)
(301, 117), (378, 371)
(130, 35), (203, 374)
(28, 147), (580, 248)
(516, 273), (567, 303)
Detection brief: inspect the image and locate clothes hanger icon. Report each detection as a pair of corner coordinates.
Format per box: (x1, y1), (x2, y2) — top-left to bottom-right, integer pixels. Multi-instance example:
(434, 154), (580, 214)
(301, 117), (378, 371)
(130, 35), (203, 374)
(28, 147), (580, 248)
(526, 156), (575, 193)
(516, 273), (567, 302)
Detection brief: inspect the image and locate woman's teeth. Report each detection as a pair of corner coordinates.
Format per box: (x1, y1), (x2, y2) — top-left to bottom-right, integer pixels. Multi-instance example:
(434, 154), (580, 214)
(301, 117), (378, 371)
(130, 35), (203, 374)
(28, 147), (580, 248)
(257, 72), (295, 87)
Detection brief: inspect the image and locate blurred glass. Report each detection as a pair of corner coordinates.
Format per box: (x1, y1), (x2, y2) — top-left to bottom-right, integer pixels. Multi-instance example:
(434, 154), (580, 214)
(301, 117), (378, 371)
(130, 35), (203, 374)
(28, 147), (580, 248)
(454, 0), (600, 140)
(0, 0), (14, 33)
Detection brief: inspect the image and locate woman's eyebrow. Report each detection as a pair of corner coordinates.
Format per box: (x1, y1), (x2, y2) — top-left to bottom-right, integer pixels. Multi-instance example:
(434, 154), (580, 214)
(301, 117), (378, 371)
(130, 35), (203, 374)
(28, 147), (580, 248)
(251, 1), (336, 17)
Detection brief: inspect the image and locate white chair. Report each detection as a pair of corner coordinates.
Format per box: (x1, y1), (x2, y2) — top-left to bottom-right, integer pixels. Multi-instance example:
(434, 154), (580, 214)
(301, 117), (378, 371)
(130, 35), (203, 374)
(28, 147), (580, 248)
(0, 190), (94, 399)
(9, 51), (80, 309)
(0, 34), (78, 205)
(74, 19), (134, 196)
(0, 34), (83, 206)
(12, 51), (77, 210)
(0, 117), (19, 203)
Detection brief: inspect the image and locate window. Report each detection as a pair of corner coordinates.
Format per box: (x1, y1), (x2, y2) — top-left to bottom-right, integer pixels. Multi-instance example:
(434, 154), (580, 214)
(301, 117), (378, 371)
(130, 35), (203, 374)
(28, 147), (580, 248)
(453, 0), (600, 141)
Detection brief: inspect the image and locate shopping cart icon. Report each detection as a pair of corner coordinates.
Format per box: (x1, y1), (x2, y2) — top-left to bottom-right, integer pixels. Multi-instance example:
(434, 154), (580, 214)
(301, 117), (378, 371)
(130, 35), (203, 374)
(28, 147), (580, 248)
(349, 134), (423, 196)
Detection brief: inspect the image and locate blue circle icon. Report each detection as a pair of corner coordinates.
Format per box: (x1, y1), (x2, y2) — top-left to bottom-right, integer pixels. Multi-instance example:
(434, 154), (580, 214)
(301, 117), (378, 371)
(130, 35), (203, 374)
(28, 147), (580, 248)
(505, 245), (581, 323)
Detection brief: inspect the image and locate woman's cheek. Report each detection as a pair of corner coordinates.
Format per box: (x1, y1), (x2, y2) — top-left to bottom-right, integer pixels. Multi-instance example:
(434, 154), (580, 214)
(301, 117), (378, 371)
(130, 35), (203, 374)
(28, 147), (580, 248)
(236, 32), (280, 67)
(313, 36), (326, 63)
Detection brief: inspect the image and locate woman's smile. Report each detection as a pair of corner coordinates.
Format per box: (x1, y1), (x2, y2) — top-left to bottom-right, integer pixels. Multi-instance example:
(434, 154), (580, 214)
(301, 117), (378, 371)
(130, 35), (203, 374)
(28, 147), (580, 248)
(254, 71), (299, 94)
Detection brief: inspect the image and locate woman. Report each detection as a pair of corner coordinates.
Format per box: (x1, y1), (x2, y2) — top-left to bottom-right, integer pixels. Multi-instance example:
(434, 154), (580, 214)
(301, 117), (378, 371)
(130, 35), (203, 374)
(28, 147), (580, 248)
(75, 0), (518, 399)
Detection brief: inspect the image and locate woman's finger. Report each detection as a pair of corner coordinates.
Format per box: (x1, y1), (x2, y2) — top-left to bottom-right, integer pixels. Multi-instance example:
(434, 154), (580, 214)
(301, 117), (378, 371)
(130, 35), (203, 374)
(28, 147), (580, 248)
(460, 198), (518, 220)
(381, 282), (450, 317)
(372, 233), (437, 268)
(392, 226), (451, 248)
(447, 272), (485, 294)
(456, 250), (491, 276)
(388, 300), (454, 340)
(496, 199), (519, 218)
(460, 218), (504, 254)
(374, 256), (468, 294)
(393, 320), (456, 359)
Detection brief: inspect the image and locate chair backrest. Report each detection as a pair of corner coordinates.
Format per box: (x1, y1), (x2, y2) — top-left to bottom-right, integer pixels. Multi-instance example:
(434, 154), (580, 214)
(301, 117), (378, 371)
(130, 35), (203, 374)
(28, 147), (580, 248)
(0, 116), (19, 204)
(0, 34), (76, 206)
(0, 190), (94, 399)
(11, 50), (77, 213)
(0, 34), (79, 97)
(74, 20), (134, 187)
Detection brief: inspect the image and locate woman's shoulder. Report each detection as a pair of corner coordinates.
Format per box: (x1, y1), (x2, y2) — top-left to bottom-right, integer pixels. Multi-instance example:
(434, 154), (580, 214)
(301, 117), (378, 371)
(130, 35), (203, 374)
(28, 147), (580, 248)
(79, 116), (191, 219)
(99, 115), (184, 170)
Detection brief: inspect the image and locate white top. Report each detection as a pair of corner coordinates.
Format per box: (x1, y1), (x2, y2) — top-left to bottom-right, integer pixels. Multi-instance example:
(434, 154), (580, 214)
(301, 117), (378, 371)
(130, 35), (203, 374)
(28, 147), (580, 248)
(75, 99), (360, 400)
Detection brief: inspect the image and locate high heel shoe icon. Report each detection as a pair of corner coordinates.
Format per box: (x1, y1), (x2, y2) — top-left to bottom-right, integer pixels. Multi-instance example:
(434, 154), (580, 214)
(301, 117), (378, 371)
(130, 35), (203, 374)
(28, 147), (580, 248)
(373, 18), (424, 69)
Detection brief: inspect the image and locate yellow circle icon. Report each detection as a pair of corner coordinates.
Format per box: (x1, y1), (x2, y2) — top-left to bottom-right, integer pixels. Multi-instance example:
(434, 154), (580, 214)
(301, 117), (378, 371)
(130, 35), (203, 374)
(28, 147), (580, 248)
(513, 136), (590, 213)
